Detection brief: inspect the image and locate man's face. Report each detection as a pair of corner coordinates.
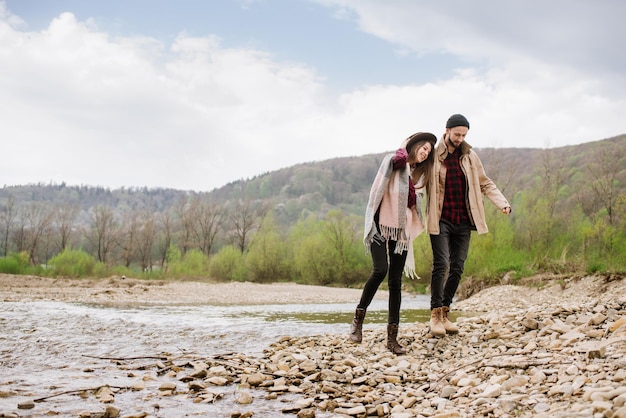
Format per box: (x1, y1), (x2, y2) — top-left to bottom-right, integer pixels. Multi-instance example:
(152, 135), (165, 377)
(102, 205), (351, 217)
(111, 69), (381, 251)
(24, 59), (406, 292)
(446, 126), (469, 149)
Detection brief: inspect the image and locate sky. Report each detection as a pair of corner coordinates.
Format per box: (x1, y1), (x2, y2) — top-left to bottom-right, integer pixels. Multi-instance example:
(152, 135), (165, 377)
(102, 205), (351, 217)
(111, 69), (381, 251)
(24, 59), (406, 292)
(1, 0), (625, 192)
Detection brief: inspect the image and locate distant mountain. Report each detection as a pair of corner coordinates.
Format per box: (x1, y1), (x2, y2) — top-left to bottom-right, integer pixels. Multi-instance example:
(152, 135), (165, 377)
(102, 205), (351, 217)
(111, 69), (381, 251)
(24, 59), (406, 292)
(1, 135), (624, 228)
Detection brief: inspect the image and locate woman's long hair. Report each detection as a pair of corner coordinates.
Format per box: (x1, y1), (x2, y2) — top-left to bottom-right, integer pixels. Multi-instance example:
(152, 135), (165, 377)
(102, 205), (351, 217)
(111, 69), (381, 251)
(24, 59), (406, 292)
(406, 136), (436, 190)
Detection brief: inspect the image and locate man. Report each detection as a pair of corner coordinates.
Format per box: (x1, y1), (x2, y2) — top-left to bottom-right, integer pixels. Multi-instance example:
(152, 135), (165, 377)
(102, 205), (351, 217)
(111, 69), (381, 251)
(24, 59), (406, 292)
(426, 114), (511, 337)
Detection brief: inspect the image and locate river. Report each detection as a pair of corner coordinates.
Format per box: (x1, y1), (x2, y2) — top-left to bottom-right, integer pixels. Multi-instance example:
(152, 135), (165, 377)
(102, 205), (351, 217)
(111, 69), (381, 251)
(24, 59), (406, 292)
(1, 295), (432, 417)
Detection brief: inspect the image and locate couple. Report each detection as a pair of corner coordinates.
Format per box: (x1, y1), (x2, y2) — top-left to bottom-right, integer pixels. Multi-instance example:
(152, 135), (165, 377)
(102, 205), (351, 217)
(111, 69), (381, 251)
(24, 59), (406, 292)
(349, 113), (512, 355)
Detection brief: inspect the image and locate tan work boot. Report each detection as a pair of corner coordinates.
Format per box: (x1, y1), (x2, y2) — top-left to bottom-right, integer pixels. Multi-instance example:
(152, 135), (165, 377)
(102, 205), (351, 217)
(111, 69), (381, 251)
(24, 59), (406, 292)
(349, 308), (366, 343)
(429, 307), (446, 337)
(441, 306), (459, 334)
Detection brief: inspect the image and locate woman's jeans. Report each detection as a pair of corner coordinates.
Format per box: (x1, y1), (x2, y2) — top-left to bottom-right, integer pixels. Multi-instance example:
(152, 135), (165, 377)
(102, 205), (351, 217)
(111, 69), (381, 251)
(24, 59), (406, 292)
(357, 236), (407, 324)
(429, 219), (472, 309)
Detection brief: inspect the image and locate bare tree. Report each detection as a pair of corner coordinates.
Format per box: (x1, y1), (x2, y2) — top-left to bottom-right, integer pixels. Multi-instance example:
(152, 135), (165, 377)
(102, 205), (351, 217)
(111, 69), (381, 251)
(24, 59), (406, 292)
(229, 199), (264, 253)
(1, 195), (17, 256)
(86, 206), (117, 263)
(192, 199), (224, 257)
(23, 203), (55, 265)
(157, 210), (174, 270)
(117, 211), (140, 267)
(175, 196), (197, 255)
(586, 141), (624, 225)
(54, 203), (80, 252)
(137, 211), (157, 271)
(480, 148), (520, 196)
(538, 147), (566, 241)
(10, 211), (27, 254)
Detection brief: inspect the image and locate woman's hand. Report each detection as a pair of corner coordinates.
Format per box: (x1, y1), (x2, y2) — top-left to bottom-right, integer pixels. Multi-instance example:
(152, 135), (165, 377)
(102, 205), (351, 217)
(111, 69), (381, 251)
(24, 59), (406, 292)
(392, 148), (408, 169)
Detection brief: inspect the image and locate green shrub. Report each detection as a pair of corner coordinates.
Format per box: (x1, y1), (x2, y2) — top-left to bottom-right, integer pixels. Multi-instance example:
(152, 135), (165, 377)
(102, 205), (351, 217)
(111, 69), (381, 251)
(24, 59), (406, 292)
(0, 252), (30, 274)
(47, 249), (97, 278)
(167, 248), (209, 278)
(209, 245), (249, 281)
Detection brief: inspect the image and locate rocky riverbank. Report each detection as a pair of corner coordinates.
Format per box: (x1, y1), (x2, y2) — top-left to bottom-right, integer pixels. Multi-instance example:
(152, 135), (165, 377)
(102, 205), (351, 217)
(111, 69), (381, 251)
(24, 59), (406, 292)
(1, 273), (625, 418)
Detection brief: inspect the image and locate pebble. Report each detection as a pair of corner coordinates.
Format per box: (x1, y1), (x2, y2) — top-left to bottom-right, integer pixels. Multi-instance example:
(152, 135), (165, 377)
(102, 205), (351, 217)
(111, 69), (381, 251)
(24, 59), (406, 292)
(2, 274), (624, 418)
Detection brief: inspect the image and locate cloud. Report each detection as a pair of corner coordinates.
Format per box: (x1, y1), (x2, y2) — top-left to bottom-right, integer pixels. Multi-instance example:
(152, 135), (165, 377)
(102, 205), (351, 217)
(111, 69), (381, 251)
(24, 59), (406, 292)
(1, 8), (332, 191)
(0, 1), (624, 192)
(318, 0), (626, 86)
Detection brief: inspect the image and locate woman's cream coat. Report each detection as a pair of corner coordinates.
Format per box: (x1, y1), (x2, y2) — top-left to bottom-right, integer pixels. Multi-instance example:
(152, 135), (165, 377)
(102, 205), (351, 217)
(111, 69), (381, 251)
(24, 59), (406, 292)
(426, 140), (510, 235)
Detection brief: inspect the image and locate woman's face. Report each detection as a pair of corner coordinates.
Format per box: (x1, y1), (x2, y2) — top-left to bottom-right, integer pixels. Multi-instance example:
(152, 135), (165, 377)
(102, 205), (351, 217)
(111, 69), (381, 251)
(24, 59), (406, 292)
(409, 141), (433, 164)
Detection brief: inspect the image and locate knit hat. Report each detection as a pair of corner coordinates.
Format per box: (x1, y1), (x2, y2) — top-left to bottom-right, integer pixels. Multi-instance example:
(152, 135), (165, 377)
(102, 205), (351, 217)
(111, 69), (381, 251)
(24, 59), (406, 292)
(446, 114), (470, 129)
(405, 132), (437, 153)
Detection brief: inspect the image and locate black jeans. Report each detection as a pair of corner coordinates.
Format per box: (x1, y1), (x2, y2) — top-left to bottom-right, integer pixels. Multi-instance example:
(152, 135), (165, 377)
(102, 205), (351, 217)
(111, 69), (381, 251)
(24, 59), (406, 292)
(357, 235), (407, 324)
(429, 219), (472, 309)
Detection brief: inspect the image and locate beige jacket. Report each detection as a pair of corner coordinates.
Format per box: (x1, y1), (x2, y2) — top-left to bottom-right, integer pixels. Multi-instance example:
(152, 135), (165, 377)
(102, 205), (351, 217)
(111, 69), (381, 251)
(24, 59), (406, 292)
(426, 140), (510, 235)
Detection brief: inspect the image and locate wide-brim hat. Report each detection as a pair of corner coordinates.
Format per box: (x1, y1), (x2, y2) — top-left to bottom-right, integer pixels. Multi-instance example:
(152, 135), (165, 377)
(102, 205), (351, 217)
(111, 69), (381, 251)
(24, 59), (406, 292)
(405, 132), (437, 151)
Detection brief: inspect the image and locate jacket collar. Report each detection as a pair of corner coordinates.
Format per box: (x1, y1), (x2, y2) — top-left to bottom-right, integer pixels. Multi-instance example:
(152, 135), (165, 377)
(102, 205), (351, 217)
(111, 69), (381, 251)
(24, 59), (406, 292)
(436, 138), (472, 160)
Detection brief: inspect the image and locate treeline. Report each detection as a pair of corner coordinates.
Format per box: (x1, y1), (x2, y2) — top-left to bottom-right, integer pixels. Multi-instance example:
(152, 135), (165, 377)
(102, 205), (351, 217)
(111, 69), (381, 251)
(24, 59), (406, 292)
(0, 135), (624, 293)
(0, 197), (374, 287)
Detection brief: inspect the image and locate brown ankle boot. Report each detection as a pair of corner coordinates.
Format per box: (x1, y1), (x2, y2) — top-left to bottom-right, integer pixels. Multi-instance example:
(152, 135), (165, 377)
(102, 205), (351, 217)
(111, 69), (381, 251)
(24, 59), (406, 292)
(349, 308), (366, 343)
(441, 306), (459, 334)
(430, 307), (446, 337)
(386, 323), (406, 355)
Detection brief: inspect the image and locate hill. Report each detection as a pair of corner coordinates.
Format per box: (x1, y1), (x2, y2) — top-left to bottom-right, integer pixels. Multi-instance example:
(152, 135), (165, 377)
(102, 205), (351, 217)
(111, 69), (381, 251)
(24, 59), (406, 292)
(0, 135), (624, 277)
(1, 135), (624, 226)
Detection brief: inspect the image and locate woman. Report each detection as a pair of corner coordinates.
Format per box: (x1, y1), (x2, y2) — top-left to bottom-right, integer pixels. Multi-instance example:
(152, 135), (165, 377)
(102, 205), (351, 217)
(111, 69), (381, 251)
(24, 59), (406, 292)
(349, 132), (436, 354)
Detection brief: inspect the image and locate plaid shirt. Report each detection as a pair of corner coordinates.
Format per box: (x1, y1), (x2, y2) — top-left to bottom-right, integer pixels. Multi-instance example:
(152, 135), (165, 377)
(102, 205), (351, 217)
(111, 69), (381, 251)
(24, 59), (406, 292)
(442, 148), (470, 224)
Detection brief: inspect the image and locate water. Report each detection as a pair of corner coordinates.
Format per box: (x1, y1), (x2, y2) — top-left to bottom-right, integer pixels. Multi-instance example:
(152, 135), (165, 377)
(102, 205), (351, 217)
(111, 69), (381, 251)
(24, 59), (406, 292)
(0, 295), (431, 417)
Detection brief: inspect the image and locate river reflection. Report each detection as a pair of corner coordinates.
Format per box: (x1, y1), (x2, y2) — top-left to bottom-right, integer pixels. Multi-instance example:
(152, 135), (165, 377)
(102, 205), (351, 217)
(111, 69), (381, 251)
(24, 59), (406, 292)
(0, 295), (440, 417)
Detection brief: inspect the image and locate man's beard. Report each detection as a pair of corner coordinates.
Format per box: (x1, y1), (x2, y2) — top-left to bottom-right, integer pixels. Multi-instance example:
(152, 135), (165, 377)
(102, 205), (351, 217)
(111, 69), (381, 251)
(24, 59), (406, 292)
(446, 134), (460, 149)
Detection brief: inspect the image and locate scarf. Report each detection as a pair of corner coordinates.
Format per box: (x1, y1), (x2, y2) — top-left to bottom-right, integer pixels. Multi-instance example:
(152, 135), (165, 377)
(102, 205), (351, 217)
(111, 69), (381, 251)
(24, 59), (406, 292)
(363, 152), (424, 279)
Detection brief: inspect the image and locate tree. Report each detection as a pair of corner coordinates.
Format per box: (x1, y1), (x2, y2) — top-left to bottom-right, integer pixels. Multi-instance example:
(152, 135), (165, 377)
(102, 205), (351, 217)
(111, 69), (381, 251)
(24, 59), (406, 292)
(228, 199), (264, 253)
(117, 210), (140, 267)
(86, 206), (117, 263)
(245, 213), (290, 282)
(192, 199), (224, 257)
(137, 211), (157, 271)
(175, 196), (196, 255)
(514, 147), (566, 255)
(157, 210), (174, 270)
(54, 203), (79, 252)
(209, 245), (248, 281)
(10, 208), (27, 254)
(290, 212), (368, 286)
(322, 210), (364, 286)
(23, 203), (55, 265)
(479, 148), (520, 196)
(586, 140), (624, 226)
(0, 195), (17, 257)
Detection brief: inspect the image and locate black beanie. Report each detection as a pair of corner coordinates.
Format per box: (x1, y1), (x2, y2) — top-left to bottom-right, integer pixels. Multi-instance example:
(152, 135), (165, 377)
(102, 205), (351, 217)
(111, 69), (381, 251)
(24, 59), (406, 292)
(446, 114), (470, 129)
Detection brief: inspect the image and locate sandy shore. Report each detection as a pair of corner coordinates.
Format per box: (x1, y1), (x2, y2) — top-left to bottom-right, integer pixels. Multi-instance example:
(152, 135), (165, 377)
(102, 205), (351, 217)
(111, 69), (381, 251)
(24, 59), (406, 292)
(1, 273), (625, 309)
(0, 274), (383, 305)
(1, 272), (624, 322)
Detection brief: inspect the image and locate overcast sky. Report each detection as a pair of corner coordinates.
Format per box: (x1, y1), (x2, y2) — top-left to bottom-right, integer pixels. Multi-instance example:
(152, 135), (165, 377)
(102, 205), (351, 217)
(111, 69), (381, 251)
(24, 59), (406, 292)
(1, 0), (625, 192)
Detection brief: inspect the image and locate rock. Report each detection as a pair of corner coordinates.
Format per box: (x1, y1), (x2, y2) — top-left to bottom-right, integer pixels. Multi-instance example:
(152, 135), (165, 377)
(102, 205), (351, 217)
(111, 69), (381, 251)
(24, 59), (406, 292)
(296, 408), (316, 418)
(158, 382), (176, 391)
(7, 273), (624, 418)
(17, 400), (35, 409)
(206, 376), (229, 386)
(235, 391), (253, 404)
(105, 405), (120, 417)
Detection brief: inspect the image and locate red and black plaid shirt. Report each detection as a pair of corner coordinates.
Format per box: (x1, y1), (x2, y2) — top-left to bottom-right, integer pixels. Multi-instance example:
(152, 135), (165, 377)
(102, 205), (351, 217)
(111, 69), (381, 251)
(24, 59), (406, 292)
(442, 148), (470, 224)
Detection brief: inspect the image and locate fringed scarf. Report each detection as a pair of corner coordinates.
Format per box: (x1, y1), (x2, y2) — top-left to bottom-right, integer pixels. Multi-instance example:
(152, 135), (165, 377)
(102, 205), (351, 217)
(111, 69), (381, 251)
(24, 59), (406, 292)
(363, 153), (424, 279)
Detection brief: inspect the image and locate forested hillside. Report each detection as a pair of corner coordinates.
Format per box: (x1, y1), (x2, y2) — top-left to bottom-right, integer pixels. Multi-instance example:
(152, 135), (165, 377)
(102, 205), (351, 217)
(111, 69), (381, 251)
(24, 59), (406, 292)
(2, 136), (623, 224)
(0, 135), (624, 288)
